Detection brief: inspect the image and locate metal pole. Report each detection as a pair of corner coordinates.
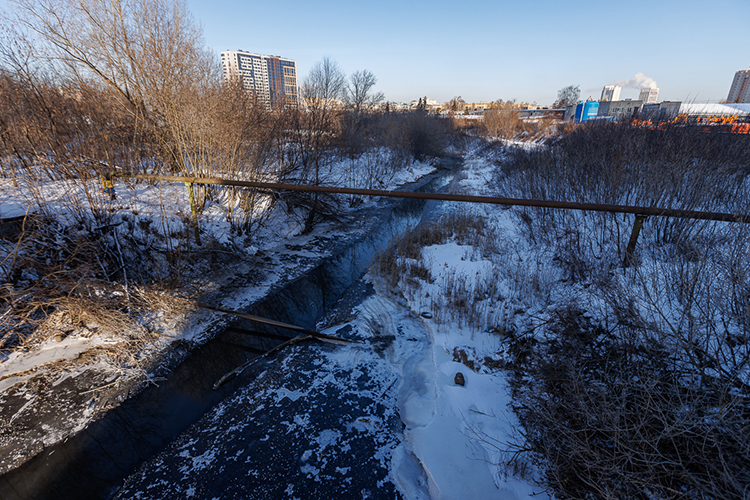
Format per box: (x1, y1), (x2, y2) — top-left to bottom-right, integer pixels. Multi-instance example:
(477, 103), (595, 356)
(624, 214), (647, 268)
(111, 172), (750, 224)
(193, 301), (356, 346)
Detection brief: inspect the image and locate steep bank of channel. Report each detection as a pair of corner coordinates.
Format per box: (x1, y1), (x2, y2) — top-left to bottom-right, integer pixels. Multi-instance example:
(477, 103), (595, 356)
(0, 157), (460, 500)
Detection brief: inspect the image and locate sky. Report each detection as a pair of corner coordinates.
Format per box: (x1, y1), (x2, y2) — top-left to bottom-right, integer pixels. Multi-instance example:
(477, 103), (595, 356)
(184, 0), (749, 105)
(1, 0), (748, 106)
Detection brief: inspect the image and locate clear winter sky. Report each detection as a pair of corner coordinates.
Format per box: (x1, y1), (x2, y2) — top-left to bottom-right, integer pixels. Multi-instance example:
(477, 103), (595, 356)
(1, 0), (748, 105)
(184, 0), (748, 106)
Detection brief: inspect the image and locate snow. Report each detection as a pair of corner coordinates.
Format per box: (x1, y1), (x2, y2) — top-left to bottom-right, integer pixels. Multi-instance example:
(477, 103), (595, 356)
(2, 143), (554, 498)
(112, 264), (547, 499)
(350, 143), (555, 499)
(0, 147), (440, 481)
(0, 335), (108, 392)
(400, 322), (543, 500)
(385, 251), (546, 499)
(0, 150), (436, 376)
(351, 288), (544, 499)
(309, 148), (437, 193)
(333, 276), (548, 500)
(323, 146), (549, 498)
(1, 123), (739, 498)
(678, 102), (750, 116)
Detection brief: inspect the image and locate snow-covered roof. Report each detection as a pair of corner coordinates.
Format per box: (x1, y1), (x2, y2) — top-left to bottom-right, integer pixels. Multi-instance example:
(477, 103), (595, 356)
(678, 102), (750, 116)
(724, 103), (750, 113)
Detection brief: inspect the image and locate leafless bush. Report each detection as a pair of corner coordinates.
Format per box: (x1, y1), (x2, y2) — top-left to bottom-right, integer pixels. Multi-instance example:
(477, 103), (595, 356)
(335, 148), (410, 197)
(0, 4), (300, 360)
(364, 111), (449, 163)
(494, 124), (750, 499)
(505, 307), (750, 500)
(0, 212), (114, 347)
(403, 111), (450, 161)
(1, 0), (289, 242)
(482, 101), (522, 139)
(500, 123), (750, 217)
(376, 208), (516, 329)
(0, 203), (214, 357)
(500, 124), (750, 279)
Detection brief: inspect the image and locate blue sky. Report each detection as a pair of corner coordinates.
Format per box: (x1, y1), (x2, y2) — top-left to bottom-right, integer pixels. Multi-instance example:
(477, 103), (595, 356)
(1, 0), (747, 105)
(187, 0), (749, 105)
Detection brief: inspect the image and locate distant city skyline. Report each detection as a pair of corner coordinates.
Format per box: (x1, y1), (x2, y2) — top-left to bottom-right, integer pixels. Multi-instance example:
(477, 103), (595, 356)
(1, 0), (747, 105)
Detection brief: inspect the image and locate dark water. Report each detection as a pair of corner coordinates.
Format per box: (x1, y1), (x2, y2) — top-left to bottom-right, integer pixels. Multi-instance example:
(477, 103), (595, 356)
(0, 160), (457, 500)
(114, 296), (405, 499)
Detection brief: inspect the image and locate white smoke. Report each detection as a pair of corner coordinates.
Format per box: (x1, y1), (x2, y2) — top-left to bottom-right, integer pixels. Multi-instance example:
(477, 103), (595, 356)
(611, 72), (658, 89)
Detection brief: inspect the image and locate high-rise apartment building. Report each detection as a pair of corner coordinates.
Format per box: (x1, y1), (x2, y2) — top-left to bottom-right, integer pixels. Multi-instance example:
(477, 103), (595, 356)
(601, 85), (621, 102)
(221, 51), (299, 109)
(638, 88), (659, 104)
(727, 68), (750, 103)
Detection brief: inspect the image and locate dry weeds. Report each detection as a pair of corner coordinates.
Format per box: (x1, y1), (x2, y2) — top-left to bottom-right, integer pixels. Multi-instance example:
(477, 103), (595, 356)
(495, 124), (750, 499)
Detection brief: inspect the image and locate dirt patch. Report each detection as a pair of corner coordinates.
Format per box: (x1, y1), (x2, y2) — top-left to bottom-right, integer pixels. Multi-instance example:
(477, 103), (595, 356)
(452, 346), (506, 374)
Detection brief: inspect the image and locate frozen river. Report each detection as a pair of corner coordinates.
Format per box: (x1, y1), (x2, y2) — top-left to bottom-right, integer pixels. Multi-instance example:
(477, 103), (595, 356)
(114, 275), (544, 499)
(114, 280), (426, 498)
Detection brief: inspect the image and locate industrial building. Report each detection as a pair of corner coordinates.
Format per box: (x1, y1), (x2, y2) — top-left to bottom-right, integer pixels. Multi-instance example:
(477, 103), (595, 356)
(221, 51), (299, 110)
(573, 100), (599, 123)
(641, 102), (750, 120)
(640, 101), (682, 120)
(598, 99), (644, 119)
(564, 74), (750, 129)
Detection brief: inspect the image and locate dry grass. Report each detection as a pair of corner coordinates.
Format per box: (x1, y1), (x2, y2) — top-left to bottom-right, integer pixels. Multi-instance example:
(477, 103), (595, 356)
(376, 208), (521, 331)
(493, 124), (750, 499)
(504, 307), (750, 500)
(0, 209), (201, 365)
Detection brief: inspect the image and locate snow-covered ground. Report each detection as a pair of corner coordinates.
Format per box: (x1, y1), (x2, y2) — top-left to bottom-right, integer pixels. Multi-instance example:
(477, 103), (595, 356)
(389, 290), (545, 499)
(114, 275), (546, 499)
(16, 135), (740, 498)
(1, 142), (556, 498)
(110, 146), (549, 499)
(0, 152), (437, 375)
(388, 147), (550, 499)
(115, 138), (750, 499)
(0, 151), (439, 478)
(4, 119), (747, 499)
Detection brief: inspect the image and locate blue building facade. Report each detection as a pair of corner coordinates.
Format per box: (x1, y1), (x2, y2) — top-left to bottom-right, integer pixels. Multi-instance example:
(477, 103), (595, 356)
(574, 100), (599, 123)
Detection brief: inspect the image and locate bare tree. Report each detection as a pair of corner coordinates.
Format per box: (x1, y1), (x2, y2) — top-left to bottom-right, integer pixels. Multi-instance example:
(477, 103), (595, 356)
(553, 84), (580, 108)
(338, 69), (383, 158)
(302, 57), (346, 111)
(447, 96), (466, 113)
(482, 100), (521, 139)
(3, 0), (286, 240)
(13, 0), (191, 117)
(296, 57), (346, 232)
(344, 69), (384, 115)
(10, 0), (219, 176)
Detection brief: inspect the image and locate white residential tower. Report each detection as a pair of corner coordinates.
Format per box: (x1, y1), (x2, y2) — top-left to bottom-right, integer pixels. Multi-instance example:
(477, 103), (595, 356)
(221, 51), (299, 109)
(601, 85), (621, 102)
(638, 88), (659, 104)
(727, 68), (750, 103)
